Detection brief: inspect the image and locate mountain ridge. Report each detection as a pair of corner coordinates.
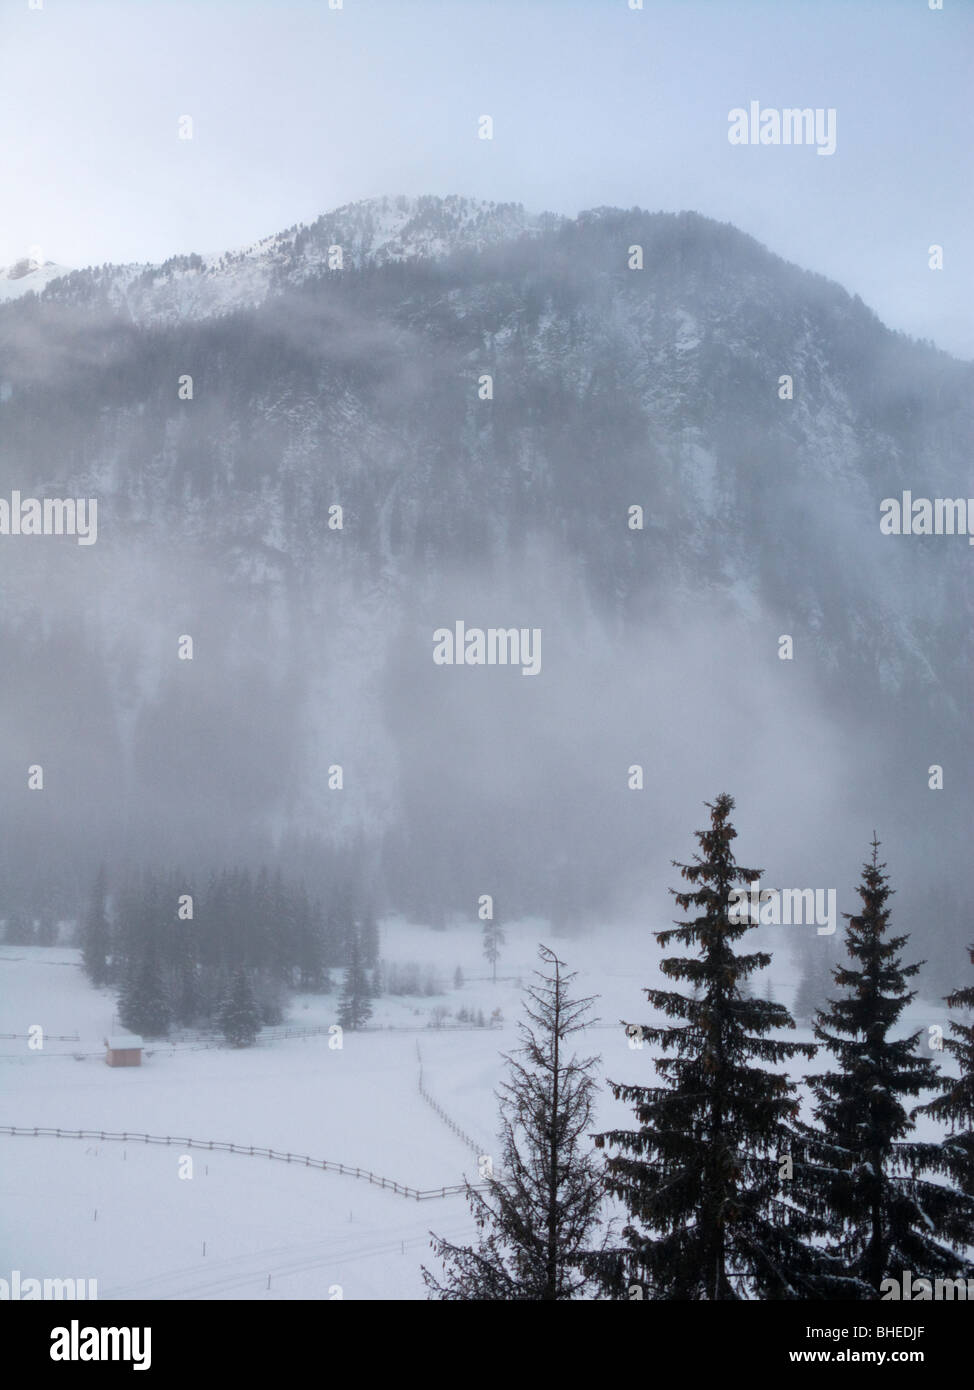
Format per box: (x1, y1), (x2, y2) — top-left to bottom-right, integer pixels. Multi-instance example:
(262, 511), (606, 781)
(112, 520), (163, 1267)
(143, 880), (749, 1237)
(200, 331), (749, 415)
(3, 194), (545, 326)
(4, 194), (964, 366)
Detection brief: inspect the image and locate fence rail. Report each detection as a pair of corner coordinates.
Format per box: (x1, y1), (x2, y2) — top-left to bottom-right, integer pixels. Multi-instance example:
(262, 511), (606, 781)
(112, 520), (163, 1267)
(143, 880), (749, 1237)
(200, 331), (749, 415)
(416, 1043), (484, 1160)
(0, 1032), (80, 1042)
(0, 1125), (478, 1201)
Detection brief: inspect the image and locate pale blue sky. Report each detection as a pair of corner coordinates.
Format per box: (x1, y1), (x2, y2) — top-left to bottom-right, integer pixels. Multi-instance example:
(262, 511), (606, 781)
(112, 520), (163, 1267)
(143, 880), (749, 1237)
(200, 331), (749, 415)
(1, 0), (971, 355)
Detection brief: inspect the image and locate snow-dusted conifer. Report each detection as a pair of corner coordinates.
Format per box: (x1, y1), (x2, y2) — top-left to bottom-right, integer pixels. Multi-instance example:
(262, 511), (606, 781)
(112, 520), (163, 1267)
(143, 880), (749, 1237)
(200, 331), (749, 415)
(594, 794), (830, 1299)
(424, 946), (608, 1300)
(794, 840), (974, 1294)
(218, 967), (261, 1047)
(338, 926), (373, 1031)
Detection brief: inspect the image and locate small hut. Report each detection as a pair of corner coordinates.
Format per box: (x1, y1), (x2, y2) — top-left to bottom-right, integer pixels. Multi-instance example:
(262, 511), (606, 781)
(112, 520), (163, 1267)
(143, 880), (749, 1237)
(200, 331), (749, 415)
(104, 1034), (143, 1067)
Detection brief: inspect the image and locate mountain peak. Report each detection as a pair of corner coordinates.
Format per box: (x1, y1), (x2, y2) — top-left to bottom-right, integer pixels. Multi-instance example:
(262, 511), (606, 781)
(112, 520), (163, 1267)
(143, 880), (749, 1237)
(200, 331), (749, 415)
(0, 257), (72, 302)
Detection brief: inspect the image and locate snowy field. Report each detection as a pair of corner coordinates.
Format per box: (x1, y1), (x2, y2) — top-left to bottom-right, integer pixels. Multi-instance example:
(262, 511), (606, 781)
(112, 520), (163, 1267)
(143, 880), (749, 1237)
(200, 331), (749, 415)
(0, 922), (953, 1300)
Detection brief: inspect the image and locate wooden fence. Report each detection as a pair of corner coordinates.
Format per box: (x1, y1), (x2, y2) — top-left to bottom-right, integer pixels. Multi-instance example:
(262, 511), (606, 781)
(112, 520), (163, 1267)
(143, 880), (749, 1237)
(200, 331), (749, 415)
(0, 1125), (478, 1201)
(415, 1043), (484, 1160)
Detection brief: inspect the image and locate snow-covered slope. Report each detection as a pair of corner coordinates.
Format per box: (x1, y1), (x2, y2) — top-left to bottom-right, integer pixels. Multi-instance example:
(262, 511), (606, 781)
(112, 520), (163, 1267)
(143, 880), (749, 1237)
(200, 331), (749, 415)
(0, 258), (72, 302)
(32, 195), (544, 325)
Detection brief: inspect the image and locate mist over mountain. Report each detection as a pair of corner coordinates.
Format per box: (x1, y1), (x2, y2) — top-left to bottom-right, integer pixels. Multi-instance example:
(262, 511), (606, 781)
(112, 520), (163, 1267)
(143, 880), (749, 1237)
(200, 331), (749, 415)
(1, 194), (971, 992)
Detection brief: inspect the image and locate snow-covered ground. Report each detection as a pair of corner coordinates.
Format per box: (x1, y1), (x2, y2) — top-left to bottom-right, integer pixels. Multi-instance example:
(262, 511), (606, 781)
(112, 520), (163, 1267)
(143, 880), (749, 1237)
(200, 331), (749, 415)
(0, 922), (954, 1299)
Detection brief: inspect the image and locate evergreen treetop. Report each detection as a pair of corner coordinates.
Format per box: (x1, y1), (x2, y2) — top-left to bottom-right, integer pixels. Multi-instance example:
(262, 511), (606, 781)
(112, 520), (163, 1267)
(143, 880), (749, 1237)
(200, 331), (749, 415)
(795, 839), (974, 1294)
(595, 793), (832, 1300)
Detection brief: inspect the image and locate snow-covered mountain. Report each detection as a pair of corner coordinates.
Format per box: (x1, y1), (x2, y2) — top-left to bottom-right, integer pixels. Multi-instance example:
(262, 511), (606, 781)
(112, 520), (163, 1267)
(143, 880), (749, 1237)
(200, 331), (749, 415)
(0, 196), (971, 972)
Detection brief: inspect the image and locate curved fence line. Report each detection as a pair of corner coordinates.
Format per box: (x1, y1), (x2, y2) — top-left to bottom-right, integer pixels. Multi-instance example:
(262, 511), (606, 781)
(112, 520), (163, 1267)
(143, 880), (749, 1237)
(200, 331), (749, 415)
(0, 1125), (478, 1202)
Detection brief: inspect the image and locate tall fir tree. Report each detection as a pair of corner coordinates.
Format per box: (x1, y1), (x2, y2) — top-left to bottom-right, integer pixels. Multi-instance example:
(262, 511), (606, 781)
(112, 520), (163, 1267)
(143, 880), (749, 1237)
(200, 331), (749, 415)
(82, 866), (111, 985)
(218, 967), (261, 1047)
(117, 941), (171, 1038)
(424, 946), (609, 1299)
(793, 840), (974, 1295)
(594, 793), (832, 1300)
(482, 912), (505, 984)
(918, 940), (974, 1199)
(338, 926), (373, 1031)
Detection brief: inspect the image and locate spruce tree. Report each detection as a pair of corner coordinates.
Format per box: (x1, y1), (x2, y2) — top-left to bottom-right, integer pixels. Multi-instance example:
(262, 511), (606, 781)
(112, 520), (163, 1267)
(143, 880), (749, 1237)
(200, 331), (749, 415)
(82, 867), (111, 985)
(294, 886), (325, 989)
(424, 946), (609, 1300)
(218, 967), (261, 1047)
(118, 942), (171, 1038)
(794, 840), (974, 1295)
(595, 793), (829, 1300)
(918, 940), (974, 1199)
(338, 927), (373, 1031)
(482, 914), (505, 984)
